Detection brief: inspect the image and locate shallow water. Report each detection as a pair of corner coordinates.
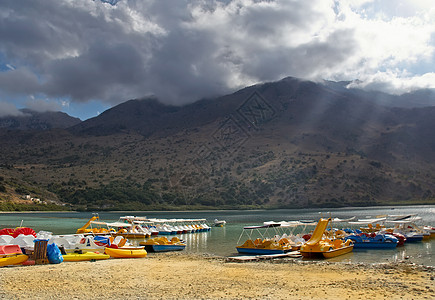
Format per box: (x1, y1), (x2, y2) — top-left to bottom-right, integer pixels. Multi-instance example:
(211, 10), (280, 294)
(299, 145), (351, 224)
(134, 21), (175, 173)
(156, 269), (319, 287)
(1, 205), (434, 266)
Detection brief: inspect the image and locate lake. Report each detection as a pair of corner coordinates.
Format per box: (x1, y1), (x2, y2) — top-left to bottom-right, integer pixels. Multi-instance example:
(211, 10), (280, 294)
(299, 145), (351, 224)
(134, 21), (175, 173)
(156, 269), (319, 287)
(1, 205), (434, 266)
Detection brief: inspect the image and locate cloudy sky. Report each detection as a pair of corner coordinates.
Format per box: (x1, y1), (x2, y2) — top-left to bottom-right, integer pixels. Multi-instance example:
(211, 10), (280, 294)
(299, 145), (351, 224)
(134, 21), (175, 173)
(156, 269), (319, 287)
(0, 0), (434, 120)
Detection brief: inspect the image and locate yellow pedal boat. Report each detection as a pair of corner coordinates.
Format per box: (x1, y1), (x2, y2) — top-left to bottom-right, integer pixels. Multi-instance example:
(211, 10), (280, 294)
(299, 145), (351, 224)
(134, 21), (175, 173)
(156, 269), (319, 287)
(105, 247), (147, 258)
(299, 218), (354, 258)
(0, 254), (29, 267)
(62, 251), (110, 262)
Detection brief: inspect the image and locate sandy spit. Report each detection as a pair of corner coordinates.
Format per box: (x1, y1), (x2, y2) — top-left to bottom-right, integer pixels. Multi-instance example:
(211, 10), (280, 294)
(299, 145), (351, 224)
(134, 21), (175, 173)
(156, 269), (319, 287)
(0, 253), (434, 300)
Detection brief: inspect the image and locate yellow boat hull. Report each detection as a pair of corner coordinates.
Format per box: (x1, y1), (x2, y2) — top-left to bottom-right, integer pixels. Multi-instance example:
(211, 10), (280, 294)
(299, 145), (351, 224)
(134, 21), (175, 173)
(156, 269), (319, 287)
(115, 233), (150, 239)
(0, 254), (29, 267)
(62, 252), (110, 262)
(322, 245), (354, 258)
(105, 247), (147, 258)
(300, 245), (354, 258)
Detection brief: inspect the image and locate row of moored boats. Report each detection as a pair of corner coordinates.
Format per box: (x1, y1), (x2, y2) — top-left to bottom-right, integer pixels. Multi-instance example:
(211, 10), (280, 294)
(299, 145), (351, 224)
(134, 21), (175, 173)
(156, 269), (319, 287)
(236, 214), (435, 258)
(0, 215), (214, 267)
(76, 215), (212, 238)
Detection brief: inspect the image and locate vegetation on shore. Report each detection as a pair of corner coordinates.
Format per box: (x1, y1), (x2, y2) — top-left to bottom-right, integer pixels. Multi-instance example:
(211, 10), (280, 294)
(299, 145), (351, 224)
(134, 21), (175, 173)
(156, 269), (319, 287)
(0, 201), (69, 212)
(1, 140), (435, 212)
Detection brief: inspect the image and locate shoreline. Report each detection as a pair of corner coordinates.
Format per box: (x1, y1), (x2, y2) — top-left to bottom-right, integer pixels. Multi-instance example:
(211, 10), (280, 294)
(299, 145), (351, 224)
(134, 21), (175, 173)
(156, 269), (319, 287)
(1, 252), (434, 299)
(1, 203), (434, 213)
(0, 211), (75, 214)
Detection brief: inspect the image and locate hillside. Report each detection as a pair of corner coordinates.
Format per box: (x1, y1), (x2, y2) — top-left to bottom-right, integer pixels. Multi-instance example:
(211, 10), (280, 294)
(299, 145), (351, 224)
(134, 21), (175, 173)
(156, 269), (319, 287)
(0, 109), (81, 130)
(1, 77), (435, 211)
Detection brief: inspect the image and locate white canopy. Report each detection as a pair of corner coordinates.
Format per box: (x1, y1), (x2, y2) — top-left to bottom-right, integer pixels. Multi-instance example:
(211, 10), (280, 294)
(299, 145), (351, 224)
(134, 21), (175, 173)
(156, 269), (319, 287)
(106, 222), (133, 227)
(348, 217), (387, 225)
(386, 216), (422, 224)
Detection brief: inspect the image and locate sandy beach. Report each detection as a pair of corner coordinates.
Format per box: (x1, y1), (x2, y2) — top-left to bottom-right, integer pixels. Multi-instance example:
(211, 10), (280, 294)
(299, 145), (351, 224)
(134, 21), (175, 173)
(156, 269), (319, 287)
(0, 252), (434, 299)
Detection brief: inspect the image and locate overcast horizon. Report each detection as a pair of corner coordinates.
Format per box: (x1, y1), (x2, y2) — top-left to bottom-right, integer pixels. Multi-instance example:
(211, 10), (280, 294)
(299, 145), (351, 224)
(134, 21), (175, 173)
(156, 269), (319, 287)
(0, 0), (434, 120)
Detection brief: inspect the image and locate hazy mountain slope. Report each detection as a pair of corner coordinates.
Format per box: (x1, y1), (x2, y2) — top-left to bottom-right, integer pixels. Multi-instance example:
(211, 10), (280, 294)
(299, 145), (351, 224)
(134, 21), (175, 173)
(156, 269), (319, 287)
(0, 109), (81, 130)
(322, 80), (435, 108)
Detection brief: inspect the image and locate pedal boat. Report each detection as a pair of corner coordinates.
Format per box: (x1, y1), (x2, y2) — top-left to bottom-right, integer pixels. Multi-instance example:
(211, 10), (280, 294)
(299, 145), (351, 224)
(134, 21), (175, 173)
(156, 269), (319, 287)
(299, 218), (354, 258)
(62, 251), (110, 262)
(0, 245), (29, 267)
(76, 214), (113, 235)
(385, 216), (426, 243)
(0, 254), (29, 267)
(213, 219), (226, 227)
(139, 237), (186, 252)
(345, 233), (398, 249)
(236, 224), (294, 255)
(105, 247), (147, 258)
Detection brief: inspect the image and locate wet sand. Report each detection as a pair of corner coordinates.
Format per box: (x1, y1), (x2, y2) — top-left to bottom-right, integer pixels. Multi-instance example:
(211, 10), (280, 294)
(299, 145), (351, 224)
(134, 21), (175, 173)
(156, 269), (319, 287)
(0, 252), (434, 299)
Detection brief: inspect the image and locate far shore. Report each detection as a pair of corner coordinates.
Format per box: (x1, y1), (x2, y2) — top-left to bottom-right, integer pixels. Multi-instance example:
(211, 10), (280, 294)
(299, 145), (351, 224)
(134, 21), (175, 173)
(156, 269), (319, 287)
(0, 210), (75, 214)
(1, 203), (434, 214)
(0, 252), (434, 299)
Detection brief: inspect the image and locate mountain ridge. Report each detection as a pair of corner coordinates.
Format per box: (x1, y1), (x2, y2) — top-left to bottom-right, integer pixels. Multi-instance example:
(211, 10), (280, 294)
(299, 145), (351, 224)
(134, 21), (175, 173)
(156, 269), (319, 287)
(0, 109), (81, 131)
(1, 76), (435, 211)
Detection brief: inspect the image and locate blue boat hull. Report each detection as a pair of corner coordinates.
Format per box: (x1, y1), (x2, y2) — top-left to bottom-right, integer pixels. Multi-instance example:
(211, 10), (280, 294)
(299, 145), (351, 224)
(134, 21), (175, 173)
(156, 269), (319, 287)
(158, 231), (173, 235)
(352, 242), (398, 249)
(236, 247), (286, 255)
(405, 236), (423, 243)
(346, 234), (399, 249)
(144, 244), (186, 252)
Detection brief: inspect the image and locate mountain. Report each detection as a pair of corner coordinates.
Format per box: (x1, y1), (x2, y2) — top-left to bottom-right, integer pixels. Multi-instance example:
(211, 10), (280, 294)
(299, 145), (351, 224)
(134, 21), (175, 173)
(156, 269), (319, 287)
(70, 77), (435, 139)
(1, 76), (435, 211)
(322, 80), (435, 108)
(0, 109), (81, 130)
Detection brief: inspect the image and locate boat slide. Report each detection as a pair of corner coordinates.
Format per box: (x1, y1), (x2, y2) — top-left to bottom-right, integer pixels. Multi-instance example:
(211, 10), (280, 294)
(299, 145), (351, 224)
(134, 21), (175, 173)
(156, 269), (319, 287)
(305, 219), (330, 246)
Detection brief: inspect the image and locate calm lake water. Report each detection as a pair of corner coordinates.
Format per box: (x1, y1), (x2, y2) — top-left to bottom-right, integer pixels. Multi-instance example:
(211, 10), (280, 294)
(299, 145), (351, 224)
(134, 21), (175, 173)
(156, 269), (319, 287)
(1, 205), (434, 266)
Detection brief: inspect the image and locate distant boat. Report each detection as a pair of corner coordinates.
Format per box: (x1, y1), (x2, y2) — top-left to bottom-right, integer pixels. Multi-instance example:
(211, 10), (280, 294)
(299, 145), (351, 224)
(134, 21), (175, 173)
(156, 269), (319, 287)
(76, 214), (113, 236)
(348, 217), (387, 233)
(385, 216), (427, 242)
(298, 219), (315, 224)
(213, 219), (226, 227)
(331, 216), (356, 223)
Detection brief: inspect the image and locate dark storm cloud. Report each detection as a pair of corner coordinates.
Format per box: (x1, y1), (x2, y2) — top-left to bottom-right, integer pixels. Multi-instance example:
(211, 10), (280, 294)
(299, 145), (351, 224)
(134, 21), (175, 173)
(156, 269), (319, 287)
(0, 1), (86, 67)
(43, 42), (148, 101)
(1, 0), (431, 111)
(0, 0), (357, 106)
(146, 28), (230, 103)
(241, 29), (356, 81)
(0, 68), (40, 94)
